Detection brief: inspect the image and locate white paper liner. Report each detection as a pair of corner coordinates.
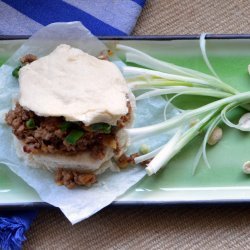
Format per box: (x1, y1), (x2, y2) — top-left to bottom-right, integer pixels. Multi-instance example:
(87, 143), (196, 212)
(0, 22), (173, 224)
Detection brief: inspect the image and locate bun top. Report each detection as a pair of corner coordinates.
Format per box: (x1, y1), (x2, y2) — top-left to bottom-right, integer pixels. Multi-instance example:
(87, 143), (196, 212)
(19, 44), (129, 125)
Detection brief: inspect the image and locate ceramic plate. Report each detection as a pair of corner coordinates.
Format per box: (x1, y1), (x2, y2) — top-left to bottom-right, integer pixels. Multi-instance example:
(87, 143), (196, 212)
(1, 35), (250, 207)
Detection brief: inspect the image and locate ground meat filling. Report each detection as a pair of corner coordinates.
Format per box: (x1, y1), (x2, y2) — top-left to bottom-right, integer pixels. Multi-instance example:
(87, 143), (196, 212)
(5, 102), (132, 160)
(20, 54), (37, 64)
(55, 168), (97, 189)
(117, 153), (151, 169)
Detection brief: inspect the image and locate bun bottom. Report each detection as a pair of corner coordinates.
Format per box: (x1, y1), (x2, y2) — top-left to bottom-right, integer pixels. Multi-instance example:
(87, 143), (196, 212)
(13, 137), (119, 174)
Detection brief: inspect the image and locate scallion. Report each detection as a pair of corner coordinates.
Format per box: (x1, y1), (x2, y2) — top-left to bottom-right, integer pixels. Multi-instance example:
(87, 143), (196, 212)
(91, 123), (112, 134)
(117, 40), (250, 176)
(59, 121), (72, 132)
(25, 118), (36, 129)
(65, 129), (84, 145)
(12, 65), (22, 78)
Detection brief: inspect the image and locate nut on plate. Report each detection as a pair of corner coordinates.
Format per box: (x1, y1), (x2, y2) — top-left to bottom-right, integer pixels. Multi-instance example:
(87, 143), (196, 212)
(207, 127), (223, 146)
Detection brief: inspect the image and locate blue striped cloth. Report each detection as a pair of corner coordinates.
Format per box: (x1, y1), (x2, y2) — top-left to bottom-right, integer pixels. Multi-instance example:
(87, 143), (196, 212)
(0, 1), (146, 249)
(0, 0), (146, 36)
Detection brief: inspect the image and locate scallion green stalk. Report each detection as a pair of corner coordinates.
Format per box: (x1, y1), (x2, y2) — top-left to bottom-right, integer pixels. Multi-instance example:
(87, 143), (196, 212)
(136, 86), (231, 101)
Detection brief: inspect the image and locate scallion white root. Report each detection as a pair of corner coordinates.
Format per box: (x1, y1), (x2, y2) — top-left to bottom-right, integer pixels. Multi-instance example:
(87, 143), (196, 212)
(145, 111), (217, 175)
(145, 128), (183, 175)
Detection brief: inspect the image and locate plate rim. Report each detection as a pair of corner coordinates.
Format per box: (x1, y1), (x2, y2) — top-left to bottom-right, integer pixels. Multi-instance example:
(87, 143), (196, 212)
(4, 199), (250, 209)
(2, 34), (250, 40)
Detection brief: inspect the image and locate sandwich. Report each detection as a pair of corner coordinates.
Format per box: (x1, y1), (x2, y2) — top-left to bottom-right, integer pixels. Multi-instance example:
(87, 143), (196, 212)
(5, 44), (135, 188)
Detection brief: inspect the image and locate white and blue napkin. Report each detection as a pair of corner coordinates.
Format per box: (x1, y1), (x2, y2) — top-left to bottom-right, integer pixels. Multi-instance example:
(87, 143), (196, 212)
(0, 0), (146, 35)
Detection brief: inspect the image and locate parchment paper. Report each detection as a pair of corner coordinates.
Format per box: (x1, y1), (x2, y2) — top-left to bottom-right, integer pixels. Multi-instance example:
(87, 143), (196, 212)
(0, 22), (171, 224)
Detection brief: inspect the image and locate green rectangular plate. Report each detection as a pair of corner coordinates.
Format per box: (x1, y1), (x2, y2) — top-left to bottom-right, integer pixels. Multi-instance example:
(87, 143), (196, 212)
(2, 36), (250, 206)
